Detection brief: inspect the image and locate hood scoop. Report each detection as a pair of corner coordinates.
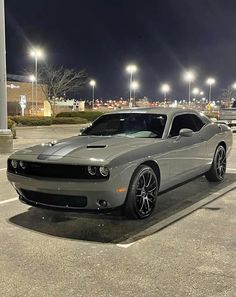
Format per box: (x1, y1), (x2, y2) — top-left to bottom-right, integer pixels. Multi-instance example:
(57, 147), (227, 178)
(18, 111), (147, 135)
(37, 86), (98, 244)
(86, 144), (107, 149)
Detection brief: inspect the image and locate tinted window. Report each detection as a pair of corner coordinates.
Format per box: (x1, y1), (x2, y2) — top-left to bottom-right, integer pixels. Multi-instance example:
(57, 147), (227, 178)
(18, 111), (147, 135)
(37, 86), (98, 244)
(82, 113), (167, 138)
(169, 114), (198, 137)
(191, 114), (205, 131)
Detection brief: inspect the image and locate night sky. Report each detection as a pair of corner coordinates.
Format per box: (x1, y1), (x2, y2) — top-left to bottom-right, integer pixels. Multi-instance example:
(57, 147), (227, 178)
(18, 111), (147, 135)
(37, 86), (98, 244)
(5, 0), (236, 100)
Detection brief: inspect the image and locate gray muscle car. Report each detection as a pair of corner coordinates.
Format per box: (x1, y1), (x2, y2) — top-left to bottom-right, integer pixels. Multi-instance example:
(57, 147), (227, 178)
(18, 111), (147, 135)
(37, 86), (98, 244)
(7, 108), (233, 219)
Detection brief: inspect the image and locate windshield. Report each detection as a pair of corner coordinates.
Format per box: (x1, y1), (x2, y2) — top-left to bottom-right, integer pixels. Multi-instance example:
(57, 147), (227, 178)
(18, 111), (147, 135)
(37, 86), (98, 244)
(82, 113), (167, 138)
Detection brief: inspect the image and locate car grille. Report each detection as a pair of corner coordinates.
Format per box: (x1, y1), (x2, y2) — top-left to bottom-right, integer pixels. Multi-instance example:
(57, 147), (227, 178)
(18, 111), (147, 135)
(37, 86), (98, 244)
(20, 189), (87, 208)
(7, 160), (106, 179)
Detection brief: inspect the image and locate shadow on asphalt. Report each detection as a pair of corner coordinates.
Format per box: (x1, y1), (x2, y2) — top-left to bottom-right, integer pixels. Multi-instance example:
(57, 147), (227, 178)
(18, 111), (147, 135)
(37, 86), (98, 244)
(9, 174), (236, 244)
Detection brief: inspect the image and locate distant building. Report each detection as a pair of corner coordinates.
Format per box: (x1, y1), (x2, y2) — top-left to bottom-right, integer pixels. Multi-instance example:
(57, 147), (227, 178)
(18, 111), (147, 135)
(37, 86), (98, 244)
(7, 74), (50, 116)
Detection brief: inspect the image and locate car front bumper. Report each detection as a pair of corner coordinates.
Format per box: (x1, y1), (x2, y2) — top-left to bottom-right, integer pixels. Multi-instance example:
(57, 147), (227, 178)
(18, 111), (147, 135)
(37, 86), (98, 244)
(7, 165), (134, 212)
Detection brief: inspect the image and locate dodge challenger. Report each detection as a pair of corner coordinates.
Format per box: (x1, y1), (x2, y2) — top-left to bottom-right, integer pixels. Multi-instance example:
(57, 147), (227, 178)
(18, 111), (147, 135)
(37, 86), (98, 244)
(7, 108), (233, 219)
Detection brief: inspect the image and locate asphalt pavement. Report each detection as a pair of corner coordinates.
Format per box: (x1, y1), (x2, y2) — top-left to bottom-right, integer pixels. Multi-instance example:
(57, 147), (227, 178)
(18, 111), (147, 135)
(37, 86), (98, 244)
(0, 125), (235, 297)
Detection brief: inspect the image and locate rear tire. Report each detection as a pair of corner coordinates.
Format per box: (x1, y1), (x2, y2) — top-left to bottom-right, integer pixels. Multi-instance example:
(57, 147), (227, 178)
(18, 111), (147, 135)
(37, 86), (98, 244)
(124, 165), (158, 219)
(205, 145), (226, 182)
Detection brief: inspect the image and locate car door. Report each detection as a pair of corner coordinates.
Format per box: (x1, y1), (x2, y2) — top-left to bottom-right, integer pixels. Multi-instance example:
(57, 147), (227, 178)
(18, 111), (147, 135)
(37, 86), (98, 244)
(166, 113), (206, 186)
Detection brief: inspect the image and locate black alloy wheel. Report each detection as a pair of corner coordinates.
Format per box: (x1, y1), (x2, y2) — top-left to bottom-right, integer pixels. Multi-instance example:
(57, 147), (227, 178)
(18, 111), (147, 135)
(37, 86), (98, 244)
(125, 165), (158, 219)
(205, 145), (226, 182)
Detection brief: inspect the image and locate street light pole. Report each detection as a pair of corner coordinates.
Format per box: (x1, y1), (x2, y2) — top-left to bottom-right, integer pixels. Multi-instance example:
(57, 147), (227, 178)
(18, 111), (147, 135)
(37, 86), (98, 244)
(161, 84), (170, 105)
(188, 81), (191, 106)
(129, 71), (133, 103)
(35, 54), (38, 112)
(30, 48), (43, 115)
(92, 85), (95, 108)
(206, 78), (215, 103)
(131, 81), (139, 106)
(29, 75), (35, 113)
(209, 84), (212, 103)
(0, 0), (7, 130)
(0, 0), (13, 153)
(126, 65), (137, 107)
(89, 80), (96, 109)
(183, 70), (195, 106)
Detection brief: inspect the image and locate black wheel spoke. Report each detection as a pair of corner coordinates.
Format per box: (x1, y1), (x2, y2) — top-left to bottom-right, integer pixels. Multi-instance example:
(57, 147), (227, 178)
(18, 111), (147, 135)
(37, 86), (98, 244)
(134, 169), (158, 217)
(216, 147), (226, 179)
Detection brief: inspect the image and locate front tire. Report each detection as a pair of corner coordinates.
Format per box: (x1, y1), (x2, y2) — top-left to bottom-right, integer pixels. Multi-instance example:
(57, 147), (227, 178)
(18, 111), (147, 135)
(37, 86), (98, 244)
(124, 165), (159, 219)
(205, 145), (226, 182)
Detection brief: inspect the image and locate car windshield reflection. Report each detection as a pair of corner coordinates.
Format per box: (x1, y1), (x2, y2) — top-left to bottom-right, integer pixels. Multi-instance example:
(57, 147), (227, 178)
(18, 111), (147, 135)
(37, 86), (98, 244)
(81, 113), (167, 138)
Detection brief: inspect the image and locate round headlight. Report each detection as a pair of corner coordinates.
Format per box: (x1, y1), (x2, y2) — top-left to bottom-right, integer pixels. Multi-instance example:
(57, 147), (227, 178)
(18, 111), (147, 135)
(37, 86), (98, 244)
(99, 166), (109, 177)
(88, 166), (97, 176)
(11, 159), (18, 169)
(19, 161), (26, 170)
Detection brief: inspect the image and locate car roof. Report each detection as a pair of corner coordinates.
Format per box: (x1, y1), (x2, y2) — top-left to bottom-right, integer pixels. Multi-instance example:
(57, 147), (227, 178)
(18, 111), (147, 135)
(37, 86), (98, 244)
(108, 107), (197, 116)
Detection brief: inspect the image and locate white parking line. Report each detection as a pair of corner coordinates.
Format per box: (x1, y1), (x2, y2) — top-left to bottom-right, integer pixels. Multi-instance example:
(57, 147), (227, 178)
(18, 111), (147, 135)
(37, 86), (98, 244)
(0, 197), (18, 205)
(116, 243), (136, 248)
(118, 181), (236, 246)
(0, 168), (6, 171)
(227, 168), (236, 171)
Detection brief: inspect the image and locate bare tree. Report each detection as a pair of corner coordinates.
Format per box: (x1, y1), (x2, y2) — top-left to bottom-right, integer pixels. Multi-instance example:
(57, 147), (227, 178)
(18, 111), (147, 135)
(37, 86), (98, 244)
(221, 86), (236, 108)
(38, 65), (88, 116)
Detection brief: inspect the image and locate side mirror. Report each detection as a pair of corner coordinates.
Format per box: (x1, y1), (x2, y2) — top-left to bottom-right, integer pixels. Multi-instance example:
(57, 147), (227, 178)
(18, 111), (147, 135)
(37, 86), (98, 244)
(79, 124), (92, 135)
(179, 128), (193, 137)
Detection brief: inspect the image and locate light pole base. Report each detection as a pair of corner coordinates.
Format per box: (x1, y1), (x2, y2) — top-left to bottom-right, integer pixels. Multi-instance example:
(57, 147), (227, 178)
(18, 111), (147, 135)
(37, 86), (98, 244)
(0, 129), (13, 153)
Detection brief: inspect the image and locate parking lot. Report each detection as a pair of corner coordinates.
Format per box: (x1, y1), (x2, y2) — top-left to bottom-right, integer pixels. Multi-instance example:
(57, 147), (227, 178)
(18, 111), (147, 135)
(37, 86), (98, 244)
(0, 125), (236, 297)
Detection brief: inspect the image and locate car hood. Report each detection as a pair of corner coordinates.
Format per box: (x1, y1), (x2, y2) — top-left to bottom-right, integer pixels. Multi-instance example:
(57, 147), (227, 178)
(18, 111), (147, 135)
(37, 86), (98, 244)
(11, 136), (161, 165)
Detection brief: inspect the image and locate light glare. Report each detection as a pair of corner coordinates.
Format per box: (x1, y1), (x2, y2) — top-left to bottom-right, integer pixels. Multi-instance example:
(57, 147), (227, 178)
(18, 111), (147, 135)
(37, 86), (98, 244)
(161, 84), (170, 93)
(206, 77), (216, 85)
(184, 71), (195, 82)
(30, 48), (44, 59)
(192, 87), (199, 95)
(131, 81), (139, 90)
(126, 64), (137, 73)
(29, 75), (36, 82)
(89, 80), (96, 87)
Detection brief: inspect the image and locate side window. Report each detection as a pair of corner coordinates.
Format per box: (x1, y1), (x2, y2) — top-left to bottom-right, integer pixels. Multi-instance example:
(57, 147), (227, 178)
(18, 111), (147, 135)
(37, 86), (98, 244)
(191, 114), (205, 131)
(169, 114), (197, 137)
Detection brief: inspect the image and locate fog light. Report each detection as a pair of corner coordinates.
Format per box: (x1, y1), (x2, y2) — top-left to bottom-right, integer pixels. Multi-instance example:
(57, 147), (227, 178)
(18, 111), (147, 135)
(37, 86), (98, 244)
(88, 166), (97, 176)
(98, 200), (108, 207)
(99, 166), (109, 177)
(11, 160), (18, 169)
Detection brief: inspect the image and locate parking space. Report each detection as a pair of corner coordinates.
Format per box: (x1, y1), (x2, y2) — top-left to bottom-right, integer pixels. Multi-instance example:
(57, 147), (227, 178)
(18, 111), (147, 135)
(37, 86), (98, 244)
(0, 126), (236, 297)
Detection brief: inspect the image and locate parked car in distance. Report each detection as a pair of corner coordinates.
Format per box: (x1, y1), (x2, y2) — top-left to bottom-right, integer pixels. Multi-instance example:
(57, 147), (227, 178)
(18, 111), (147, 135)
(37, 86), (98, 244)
(218, 108), (236, 127)
(7, 108), (233, 219)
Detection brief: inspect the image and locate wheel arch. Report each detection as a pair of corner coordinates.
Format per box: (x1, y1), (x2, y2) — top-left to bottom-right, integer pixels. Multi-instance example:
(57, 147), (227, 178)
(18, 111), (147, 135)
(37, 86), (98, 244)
(141, 160), (161, 189)
(218, 141), (226, 151)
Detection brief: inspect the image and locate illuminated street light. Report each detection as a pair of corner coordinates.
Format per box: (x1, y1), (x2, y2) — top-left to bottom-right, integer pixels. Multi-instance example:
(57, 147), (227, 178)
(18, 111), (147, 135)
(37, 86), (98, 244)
(126, 64), (137, 106)
(89, 80), (96, 109)
(30, 48), (44, 59)
(206, 77), (216, 103)
(183, 70), (195, 105)
(131, 81), (139, 106)
(29, 75), (36, 112)
(192, 87), (200, 103)
(232, 82), (236, 89)
(29, 47), (44, 114)
(192, 87), (199, 95)
(161, 83), (170, 103)
(200, 91), (204, 96)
